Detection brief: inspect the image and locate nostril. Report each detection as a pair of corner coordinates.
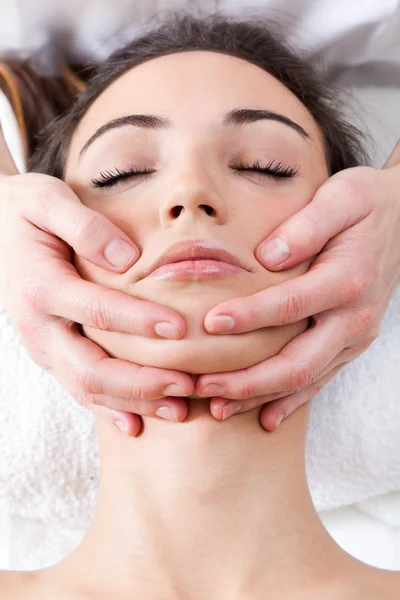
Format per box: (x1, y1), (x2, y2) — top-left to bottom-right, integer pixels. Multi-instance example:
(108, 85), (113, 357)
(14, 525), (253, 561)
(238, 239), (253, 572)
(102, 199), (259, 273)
(171, 205), (184, 218)
(170, 204), (215, 218)
(201, 204), (215, 216)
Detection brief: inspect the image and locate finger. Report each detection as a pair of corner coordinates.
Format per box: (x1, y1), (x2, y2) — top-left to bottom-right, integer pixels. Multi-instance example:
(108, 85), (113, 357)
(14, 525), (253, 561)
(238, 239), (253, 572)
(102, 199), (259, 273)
(259, 365), (344, 431)
(78, 354), (194, 400)
(89, 405), (144, 437)
(88, 394), (189, 424)
(24, 252), (186, 338)
(255, 173), (372, 270)
(209, 344), (355, 421)
(204, 258), (368, 334)
(48, 321), (194, 404)
(307, 352), (349, 382)
(21, 175), (141, 271)
(209, 389), (287, 420)
(197, 313), (345, 398)
(208, 348), (352, 421)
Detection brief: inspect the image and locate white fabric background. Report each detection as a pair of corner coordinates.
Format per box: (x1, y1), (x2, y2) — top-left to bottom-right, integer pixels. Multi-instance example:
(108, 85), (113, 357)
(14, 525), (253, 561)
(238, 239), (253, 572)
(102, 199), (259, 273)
(1, 0), (400, 82)
(0, 0), (399, 572)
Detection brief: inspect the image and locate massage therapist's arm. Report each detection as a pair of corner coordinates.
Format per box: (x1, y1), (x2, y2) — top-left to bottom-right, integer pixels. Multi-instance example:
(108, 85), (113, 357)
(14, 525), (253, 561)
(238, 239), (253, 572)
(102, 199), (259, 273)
(385, 138), (400, 169)
(0, 124), (19, 176)
(197, 139), (400, 429)
(0, 126), (195, 436)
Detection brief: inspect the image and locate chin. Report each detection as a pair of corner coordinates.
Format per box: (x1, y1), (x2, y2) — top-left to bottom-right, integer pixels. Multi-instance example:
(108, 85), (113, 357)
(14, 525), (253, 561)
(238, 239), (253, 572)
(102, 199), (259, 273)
(82, 317), (307, 374)
(77, 260), (310, 373)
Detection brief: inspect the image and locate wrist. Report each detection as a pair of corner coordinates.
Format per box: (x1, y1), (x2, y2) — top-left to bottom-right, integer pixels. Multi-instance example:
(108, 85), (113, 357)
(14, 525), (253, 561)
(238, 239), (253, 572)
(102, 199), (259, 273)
(0, 133), (18, 176)
(384, 139), (400, 170)
(0, 89), (24, 175)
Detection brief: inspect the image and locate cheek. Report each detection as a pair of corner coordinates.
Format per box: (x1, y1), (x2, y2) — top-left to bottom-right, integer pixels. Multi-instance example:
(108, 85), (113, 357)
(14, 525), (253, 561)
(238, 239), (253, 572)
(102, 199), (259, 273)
(72, 182), (316, 375)
(234, 181), (319, 252)
(73, 253), (121, 287)
(69, 188), (151, 253)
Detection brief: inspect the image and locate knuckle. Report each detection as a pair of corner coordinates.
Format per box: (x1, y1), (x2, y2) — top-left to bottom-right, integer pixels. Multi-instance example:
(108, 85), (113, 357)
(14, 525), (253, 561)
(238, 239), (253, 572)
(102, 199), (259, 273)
(127, 378), (146, 403)
(123, 382), (145, 401)
(21, 277), (47, 311)
(354, 331), (378, 353)
(74, 368), (98, 395)
(29, 181), (66, 222)
(343, 273), (369, 303)
(302, 211), (324, 247)
(72, 211), (104, 243)
(239, 368), (257, 400)
(15, 316), (41, 343)
(122, 366), (157, 403)
(74, 391), (92, 409)
(126, 397), (143, 414)
(331, 177), (359, 205)
(350, 308), (375, 338)
(288, 363), (315, 392)
(278, 289), (305, 324)
(84, 289), (115, 331)
(33, 184), (54, 215)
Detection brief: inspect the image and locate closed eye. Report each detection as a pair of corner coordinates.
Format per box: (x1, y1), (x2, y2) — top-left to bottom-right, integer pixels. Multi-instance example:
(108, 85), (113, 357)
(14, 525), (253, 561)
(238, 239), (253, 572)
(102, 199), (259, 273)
(232, 158), (298, 179)
(89, 158), (298, 189)
(90, 165), (154, 189)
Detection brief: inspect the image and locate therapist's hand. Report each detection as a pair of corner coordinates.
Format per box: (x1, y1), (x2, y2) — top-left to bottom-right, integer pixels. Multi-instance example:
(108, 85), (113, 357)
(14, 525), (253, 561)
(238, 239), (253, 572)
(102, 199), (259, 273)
(196, 165), (400, 430)
(0, 173), (193, 436)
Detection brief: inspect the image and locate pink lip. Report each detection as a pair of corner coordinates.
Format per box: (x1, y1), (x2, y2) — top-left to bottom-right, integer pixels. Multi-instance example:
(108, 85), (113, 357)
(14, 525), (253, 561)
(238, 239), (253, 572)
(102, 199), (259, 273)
(141, 240), (251, 280)
(148, 259), (243, 280)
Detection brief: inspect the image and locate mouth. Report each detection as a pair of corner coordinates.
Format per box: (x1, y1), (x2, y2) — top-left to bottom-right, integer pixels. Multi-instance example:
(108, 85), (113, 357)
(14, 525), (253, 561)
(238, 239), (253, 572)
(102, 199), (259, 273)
(141, 239), (252, 281)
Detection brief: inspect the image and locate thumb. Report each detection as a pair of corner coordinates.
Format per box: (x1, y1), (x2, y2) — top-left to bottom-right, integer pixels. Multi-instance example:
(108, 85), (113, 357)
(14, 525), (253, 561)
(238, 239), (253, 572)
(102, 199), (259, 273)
(21, 173), (139, 271)
(255, 175), (370, 271)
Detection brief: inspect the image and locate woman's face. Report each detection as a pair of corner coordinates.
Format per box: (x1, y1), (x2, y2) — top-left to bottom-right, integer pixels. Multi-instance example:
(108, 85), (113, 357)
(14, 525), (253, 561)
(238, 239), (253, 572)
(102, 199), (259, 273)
(64, 50), (329, 380)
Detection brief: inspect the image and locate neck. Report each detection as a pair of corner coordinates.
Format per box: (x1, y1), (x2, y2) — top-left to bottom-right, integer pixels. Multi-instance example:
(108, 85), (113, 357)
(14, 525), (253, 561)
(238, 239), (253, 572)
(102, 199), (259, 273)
(48, 401), (363, 599)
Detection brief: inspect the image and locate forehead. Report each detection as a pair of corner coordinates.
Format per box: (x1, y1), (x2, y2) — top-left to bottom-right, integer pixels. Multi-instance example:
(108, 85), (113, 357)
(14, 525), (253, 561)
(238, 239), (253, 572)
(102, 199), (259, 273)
(69, 50), (324, 156)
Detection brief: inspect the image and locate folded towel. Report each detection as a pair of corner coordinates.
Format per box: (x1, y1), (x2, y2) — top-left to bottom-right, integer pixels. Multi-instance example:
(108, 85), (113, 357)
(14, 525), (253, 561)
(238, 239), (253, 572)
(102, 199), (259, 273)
(0, 85), (399, 530)
(1, 286), (399, 529)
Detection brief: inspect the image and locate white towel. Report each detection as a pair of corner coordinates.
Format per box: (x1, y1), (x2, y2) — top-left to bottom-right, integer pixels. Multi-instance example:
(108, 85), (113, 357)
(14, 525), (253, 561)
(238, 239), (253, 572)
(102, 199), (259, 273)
(0, 85), (400, 531)
(0, 285), (399, 530)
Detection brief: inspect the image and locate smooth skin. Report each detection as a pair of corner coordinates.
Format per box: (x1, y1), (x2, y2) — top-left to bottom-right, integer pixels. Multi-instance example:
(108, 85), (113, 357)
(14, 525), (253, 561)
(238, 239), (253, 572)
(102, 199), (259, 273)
(0, 47), (400, 600)
(1, 51), (400, 597)
(0, 59), (399, 435)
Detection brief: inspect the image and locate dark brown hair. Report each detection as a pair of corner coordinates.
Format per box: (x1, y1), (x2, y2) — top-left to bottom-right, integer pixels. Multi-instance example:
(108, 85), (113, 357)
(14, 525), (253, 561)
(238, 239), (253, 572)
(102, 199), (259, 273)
(1, 11), (369, 175)
(0, 57), (89, 163)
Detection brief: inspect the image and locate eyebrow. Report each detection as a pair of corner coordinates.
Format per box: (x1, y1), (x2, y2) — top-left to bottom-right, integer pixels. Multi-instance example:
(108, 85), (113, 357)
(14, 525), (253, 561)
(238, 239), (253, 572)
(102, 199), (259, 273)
(78, 108), (311, 160)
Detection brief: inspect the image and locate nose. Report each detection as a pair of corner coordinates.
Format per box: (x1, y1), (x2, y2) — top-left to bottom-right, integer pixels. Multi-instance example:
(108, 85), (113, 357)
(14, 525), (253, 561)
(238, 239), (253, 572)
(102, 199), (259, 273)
(159, 167), (228, 227)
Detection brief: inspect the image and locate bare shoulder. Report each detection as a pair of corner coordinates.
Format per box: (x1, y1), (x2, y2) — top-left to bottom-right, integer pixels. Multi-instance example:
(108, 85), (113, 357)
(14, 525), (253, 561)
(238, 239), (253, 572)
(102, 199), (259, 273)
(339, 568), (400, 600)
(0, 568), (89, 600)
(306, 567), (400, 600)
(365, 569), (400, 599)
(0, 570), (38, 598)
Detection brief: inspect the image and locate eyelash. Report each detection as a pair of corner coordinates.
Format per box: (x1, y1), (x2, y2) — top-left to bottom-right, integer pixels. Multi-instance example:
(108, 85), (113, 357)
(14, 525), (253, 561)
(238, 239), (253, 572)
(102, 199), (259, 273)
(89, 158), (299, 189)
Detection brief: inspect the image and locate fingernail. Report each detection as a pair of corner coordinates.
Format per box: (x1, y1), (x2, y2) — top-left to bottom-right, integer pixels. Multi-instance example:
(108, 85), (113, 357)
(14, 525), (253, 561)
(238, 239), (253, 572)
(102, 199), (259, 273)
(163, 384), (188, 397)
(260, 237), (290, 266)
(154, 322), (180, 339)
(207, 315), (235, 333)
(114, 420), (128, 434)
(156, 406), (179, 422)
(222, 401), (242, 420)
(275, 413), (285, 428)
(104, 238), (138, 267)
(200, 384), (226, 397)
